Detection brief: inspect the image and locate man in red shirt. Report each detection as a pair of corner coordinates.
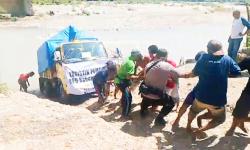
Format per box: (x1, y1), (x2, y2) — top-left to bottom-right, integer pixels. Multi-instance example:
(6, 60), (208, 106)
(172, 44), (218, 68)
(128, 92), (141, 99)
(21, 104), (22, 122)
(148, 45), (158, 61)
(18, 72), (35, 92)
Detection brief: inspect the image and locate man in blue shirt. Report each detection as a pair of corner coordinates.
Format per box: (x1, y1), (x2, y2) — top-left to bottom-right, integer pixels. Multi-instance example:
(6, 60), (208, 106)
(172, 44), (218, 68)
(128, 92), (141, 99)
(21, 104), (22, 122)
(228, 10), (250, 61)
(93, 61), (117, 104)
(184, 40), (241, 138)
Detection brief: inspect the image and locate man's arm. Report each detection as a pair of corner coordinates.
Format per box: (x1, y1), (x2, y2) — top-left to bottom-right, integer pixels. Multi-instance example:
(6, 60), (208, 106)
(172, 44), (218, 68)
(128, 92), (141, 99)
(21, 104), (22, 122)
(241, 18), (250, 36)
(229, 58), (241, 77)
(134, 65), (138, 75)
(179, 71), (196, 78)
(127, 74), (141, 80)
(238, 57), (250, 71)
(179, 58), (202, 78)
(27, 79), (30, 86)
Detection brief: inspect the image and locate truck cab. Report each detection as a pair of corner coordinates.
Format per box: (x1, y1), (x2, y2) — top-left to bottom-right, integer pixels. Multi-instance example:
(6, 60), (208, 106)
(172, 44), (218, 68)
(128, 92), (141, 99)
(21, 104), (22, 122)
(39, 39), (120, 102)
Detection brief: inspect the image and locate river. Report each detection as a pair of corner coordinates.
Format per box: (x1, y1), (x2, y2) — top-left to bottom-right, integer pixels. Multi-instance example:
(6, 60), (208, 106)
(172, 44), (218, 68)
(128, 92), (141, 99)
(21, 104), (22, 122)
(0, 23), (241, 90)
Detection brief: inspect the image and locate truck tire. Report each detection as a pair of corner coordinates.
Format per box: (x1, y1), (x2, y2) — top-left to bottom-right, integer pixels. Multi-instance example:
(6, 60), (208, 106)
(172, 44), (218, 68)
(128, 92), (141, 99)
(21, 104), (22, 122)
(39, 77), (44, 93)
(40, 79), (52, 97)
(58, 81), (69, 104)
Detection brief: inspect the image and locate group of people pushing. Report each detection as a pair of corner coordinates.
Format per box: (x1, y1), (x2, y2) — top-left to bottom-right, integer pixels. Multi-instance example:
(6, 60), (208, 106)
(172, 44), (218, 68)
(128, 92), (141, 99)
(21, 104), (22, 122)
(93, 40), (249, 139)
(92, 10), (250, 139)
(17, 10), (250, 139)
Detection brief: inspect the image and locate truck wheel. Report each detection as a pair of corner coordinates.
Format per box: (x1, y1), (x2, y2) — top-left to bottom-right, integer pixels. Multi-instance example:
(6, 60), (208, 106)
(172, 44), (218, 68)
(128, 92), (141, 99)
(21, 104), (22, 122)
(42, 80), (52, 97)
(39, 78), (44, 93)
(58, 82), (69, 104)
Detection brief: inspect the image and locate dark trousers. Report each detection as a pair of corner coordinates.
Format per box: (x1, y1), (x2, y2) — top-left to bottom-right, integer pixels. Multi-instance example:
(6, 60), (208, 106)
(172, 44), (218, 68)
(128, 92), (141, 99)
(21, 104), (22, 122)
(117, 79), (132, 117)
(18, 79), (27, 92)
(141, 95), (175, 118)
(93, 82), (105, 101)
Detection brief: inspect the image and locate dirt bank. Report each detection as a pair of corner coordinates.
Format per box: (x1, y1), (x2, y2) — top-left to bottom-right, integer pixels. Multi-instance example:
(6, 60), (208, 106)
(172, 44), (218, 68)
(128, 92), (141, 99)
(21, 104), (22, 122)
(0, 92), (156, 150)
(0, 64), (249, 149)
(0, 73), (249, 150)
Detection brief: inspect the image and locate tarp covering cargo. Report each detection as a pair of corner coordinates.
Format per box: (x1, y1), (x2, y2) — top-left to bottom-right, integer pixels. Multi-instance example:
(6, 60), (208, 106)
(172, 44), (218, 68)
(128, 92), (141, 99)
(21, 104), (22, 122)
(37, 25), (98, 73)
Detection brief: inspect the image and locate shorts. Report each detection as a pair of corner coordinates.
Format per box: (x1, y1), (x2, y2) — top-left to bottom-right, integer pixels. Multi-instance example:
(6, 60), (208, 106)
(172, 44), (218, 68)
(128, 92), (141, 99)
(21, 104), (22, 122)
(191, 99), (225, 117)
(18, 79), (27, 89)
(232, 91), (250, 118)
(183, 90), (195, 105)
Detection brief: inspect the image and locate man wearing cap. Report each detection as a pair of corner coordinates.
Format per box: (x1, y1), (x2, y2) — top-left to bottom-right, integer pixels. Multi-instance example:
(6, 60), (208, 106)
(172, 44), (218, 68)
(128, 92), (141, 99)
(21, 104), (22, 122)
(184, 40), (241, 137)
(228, 10), (250, 61)
(114, 50), (143, 118)
(140, 48), (180, 126)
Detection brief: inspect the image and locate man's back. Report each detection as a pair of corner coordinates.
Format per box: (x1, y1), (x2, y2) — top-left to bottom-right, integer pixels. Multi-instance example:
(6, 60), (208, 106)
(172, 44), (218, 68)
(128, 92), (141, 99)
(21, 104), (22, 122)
(19, 74), (29, 81)
(93, 69), (108, 85)
(193, 54), (240, 107)
(145, 60), (179, 91)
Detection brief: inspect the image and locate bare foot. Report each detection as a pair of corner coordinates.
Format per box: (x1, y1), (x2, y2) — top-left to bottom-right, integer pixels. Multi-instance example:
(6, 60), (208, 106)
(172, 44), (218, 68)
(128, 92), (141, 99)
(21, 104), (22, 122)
(238, 123), (248, 133)
(172, 109), (178, 112)
(186, 127), (193, 133)
(151, 106), (158, 112)
(193, 130), (207, 139)
(172, 119), (179, 127)
(225, 129), (234, 136)
(97, 101), (104, 106)
(119, 116), (132, 121)
(105, 107), (116, 112)
(197, 117), (202, 128)
(172, 121), (179, 131)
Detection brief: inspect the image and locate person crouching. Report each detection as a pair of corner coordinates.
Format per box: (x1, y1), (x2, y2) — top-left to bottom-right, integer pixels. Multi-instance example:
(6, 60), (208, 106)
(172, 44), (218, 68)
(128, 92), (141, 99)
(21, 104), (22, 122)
(139, 48), (180, 126)
(93, 61), (117, 104)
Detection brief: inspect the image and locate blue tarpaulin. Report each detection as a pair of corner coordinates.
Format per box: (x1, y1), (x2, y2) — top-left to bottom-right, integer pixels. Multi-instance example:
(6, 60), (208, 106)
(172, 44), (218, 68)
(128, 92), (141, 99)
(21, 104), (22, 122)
(37, 25), (98, 73)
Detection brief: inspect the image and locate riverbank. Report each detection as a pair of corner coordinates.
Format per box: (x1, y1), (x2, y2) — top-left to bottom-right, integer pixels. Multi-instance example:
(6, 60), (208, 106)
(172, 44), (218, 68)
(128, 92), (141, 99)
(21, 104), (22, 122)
(0, 2), (247, 89)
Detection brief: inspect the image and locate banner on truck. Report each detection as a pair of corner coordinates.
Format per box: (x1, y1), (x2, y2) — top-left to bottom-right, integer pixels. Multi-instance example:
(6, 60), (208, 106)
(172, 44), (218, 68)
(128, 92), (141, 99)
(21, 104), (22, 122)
(62, 60), (107, 95)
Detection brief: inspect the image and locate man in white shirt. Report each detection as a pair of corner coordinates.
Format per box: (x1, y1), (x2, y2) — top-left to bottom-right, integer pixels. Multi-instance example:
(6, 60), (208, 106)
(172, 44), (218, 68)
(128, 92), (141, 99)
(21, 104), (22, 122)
(228, 10), (250, 61)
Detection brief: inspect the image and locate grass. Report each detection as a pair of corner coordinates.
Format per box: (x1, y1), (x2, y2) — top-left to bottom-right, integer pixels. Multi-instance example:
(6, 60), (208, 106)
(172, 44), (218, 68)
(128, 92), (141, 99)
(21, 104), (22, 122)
(0, 83), (8, 95)
(32, 0), (83, 5)
(115, 0), (166, 4)
(32, 0), (246, 5)
(31, 0), (168, 5)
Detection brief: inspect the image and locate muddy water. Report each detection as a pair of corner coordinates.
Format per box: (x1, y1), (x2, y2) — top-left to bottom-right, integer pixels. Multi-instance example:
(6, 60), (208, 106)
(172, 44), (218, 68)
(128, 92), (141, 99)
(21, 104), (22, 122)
(93, 24), (231, 60)
(0, 23), (235, 90)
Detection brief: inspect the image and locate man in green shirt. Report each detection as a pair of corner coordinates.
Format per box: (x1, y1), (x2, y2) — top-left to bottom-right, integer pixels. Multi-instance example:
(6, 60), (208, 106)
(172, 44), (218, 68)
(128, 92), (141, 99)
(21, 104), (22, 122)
(115, 50), (143, 118)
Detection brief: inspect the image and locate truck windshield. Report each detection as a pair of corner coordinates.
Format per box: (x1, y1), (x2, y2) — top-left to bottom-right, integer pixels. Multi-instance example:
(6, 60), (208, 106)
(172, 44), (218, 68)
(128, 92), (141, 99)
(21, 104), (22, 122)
(62, 42), (107, 63)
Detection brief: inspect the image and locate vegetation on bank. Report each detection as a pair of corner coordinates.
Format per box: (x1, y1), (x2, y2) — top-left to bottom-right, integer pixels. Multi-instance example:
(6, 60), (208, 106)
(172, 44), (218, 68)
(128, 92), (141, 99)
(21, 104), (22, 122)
(32, 0), (81, 5)
(0, 83), (8, 95)
(32, 0), (246, 5)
